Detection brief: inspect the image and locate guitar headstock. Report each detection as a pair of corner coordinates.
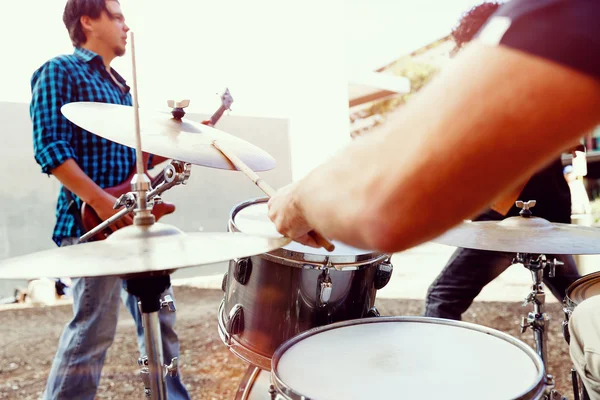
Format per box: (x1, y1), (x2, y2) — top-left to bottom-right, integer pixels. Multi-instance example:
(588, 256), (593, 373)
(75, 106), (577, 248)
(220, 88), (234, 110)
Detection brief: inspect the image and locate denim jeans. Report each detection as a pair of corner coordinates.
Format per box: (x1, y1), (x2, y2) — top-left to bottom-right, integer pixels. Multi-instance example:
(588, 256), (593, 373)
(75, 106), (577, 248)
(424, 210), (581, 320)
(42, 237), (191, 400)
(424, 247), (581, 320)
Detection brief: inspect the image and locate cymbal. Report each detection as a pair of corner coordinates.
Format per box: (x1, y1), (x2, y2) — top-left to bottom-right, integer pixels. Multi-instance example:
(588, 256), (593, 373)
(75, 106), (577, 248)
(0, 223), (290, 280)
(432, 215), (600, 255)
(61, 102), (276, 172)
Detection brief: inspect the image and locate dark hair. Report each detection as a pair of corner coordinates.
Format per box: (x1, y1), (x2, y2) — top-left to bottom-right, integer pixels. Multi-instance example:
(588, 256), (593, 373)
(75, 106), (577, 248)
(451, 2), (502, 50)
(62, 0), (117, 47)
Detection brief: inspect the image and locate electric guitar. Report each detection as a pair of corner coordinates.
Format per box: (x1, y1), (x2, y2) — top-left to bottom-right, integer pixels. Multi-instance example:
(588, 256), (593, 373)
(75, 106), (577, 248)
(80, 88), (234, 241)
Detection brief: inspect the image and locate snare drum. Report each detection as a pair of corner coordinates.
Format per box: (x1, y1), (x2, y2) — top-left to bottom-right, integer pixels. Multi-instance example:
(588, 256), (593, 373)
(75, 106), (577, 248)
(563, 271), (600, 343)
(267, 317), (546, 400)
(219, 198), (393, 370)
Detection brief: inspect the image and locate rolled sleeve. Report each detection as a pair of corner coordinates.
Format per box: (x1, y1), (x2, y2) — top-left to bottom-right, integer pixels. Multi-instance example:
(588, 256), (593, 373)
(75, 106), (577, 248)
(30, 60), (76, 175)
(35, 140), (77, 174)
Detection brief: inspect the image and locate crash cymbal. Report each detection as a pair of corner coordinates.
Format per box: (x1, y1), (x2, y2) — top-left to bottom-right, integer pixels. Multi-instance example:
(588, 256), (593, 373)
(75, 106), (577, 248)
(61, 102), (276, 172)
(432, 215), (600, 255)
(0, 223), (290, 280)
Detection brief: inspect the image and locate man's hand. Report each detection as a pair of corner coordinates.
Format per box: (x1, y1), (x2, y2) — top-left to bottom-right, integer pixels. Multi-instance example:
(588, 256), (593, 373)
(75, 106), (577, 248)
(51, 159), (134, 231)
(91, 192), (134, 230)
(267, 183), (318, 248)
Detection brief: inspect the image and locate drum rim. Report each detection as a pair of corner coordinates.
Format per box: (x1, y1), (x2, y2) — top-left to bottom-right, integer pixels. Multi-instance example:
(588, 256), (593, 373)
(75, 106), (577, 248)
(270, 316), (547, 400)
(229, 197), (386, 265)
(566, 270), (600, 307)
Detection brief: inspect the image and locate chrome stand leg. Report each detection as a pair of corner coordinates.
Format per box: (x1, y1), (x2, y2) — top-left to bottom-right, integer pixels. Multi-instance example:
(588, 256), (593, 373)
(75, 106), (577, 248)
(143, 311), (166, 400)
(514, 253), (566, 400)
(126, 275), (173, 400)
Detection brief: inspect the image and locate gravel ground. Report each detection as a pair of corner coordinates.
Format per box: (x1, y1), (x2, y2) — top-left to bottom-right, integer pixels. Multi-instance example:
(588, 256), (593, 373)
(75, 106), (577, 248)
(0, 286), (576, 399)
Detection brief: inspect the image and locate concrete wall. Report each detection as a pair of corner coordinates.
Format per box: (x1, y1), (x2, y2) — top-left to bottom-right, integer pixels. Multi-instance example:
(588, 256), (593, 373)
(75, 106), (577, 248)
(0, 101), (291, 296)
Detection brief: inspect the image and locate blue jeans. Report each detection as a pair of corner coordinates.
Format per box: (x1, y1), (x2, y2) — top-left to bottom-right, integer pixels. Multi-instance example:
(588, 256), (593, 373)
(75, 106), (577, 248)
(425, 208), (581, 320)
(43, 238), (190, 400)
(424, 247), (581, 320)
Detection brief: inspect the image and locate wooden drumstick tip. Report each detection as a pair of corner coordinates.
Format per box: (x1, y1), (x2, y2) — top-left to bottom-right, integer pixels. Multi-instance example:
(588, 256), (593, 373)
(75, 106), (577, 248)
(309, 231), (335, 252)
(211, 139), (335, 251)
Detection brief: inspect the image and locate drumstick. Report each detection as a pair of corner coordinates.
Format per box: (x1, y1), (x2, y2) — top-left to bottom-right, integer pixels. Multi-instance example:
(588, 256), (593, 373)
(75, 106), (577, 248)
(212, 140), (335, 252)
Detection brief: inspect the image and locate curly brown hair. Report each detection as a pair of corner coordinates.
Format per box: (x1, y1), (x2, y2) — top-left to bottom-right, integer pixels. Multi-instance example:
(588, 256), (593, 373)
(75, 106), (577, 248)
(63, 0), (117, 47)
(451, 2), (503, 50)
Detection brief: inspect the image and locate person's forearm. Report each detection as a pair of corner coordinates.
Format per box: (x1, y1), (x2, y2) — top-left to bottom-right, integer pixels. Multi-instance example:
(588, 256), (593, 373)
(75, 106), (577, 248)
(294, 42), (600, 253)
(50, 159), (107, 208)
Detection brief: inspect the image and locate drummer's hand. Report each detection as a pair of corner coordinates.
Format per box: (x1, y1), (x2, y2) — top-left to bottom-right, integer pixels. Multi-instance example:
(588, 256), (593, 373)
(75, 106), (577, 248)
(267, 183), (318, 248)
(201, 119), (214, 127)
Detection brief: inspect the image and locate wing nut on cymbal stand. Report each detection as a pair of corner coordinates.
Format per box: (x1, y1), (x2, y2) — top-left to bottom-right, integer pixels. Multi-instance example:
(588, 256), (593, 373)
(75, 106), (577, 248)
(167, 99), (190, 120)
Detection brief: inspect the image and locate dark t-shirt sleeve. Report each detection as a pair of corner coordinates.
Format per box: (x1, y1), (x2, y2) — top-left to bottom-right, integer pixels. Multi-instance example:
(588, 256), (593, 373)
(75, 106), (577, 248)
(477, 0), (600, 80)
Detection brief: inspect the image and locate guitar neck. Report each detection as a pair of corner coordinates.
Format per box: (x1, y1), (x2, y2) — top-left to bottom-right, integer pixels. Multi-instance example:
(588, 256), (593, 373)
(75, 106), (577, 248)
(209, 105), (227, 126)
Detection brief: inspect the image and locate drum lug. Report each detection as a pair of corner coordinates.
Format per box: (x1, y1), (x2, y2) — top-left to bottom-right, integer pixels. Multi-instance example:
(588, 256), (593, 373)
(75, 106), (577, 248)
(234, 257), (252, 285)
(317, 269), (333, 306)
(367, 307), (380, 317)
(374, 258), (393, 290)
(221, 272), (228, 292)
(269, 384), (277, 400)
(227, 304), (244, 336)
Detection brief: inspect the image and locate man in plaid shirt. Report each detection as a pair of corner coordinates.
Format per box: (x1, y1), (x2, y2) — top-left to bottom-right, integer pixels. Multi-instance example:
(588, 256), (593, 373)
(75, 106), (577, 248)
(30, 1), (190, 399)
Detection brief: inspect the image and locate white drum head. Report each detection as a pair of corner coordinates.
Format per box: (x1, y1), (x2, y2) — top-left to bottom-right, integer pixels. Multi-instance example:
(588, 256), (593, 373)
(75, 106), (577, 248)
(233, 201), (370, 256)
(273, 318), (544, 400)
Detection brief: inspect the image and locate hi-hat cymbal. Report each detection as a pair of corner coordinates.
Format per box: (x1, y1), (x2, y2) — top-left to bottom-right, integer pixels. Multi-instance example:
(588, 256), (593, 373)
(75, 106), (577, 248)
(61, 102), (276, 172)
(0, 223), (290, 280)
(432, 215), (600, 255)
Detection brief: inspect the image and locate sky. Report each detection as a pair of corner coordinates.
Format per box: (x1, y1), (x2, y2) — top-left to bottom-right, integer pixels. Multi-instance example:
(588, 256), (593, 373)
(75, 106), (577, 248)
(0, 0), (486, 118)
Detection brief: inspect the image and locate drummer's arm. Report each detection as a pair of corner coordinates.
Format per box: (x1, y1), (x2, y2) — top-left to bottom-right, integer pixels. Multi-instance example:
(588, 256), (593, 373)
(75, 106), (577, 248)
(294, 41), (600, 252)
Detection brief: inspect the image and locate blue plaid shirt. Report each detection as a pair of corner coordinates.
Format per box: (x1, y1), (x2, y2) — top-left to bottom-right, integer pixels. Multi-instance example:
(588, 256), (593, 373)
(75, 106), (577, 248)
(30, 47), (149, 246)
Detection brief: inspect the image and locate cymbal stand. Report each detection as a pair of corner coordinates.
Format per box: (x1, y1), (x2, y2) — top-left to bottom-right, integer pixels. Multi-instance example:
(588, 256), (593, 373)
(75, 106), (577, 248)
(118, 32), (183, 400)
(125, 275), (179, 400)
(78, 160), (191, 243)
(514, 252), (565, 400)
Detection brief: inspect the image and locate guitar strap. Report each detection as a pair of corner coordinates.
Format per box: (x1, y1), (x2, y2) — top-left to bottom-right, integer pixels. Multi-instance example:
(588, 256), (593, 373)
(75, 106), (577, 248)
(62, 187), (87, 233)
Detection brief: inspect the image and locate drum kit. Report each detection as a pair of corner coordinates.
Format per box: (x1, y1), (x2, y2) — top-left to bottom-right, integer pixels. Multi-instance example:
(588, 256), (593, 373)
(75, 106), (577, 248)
(3, 34), (600, 400)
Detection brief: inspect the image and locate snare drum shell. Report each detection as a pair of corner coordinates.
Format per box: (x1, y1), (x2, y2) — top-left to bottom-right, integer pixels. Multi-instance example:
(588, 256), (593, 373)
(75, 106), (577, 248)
(222, 253), (379, 364)
(220, 198), (387, 369)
